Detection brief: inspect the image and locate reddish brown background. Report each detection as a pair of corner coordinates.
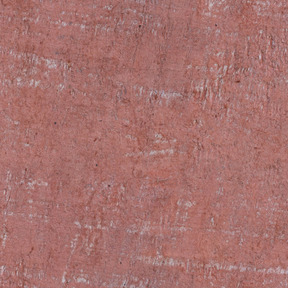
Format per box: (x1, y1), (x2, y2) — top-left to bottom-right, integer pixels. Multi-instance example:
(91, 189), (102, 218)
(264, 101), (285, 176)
(1, 1), (288, 287)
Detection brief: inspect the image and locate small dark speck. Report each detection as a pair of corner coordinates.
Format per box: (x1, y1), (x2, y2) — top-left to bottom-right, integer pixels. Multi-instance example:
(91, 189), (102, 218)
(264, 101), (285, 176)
(54, 122), (57, 125)
(96, 164), (98, 167)
(139, 25), (141, 28)
(215, 24), (217, 26)
(108, 185), (111, 187)
(120, 261), (122, 264)
(235, 80), (241, 83)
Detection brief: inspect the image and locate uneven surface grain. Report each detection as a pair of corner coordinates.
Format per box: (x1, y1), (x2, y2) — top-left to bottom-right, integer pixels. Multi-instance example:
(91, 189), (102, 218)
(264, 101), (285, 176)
(1, 1), (288, 287)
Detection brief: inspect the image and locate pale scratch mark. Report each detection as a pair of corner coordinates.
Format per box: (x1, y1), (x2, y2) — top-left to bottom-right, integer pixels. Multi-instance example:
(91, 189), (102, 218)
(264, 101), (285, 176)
(125, 149), (174, 157)
(137, 255), (288, 276)
(61, 234), (80, 285)
(2, 170), (12, 248)
(27, 179), (48, 190)
(0, 266), (5, 276)
(1, 226), (7, 248)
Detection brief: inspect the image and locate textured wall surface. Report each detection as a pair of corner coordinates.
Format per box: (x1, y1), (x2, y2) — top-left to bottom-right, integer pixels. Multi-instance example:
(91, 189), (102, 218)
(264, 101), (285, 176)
(1, 1), (288, 287)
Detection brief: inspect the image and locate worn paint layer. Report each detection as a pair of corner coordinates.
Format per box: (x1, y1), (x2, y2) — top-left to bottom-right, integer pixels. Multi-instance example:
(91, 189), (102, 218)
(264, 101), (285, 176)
(1, 1), (288, 287)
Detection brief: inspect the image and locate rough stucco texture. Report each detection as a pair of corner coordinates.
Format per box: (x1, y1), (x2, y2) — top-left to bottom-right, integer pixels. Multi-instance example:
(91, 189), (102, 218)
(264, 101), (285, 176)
(1, 1), (288, 287)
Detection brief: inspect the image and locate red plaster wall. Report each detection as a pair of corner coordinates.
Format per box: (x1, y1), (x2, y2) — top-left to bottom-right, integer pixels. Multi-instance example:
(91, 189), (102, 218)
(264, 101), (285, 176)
(1, 1), (288, 287)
